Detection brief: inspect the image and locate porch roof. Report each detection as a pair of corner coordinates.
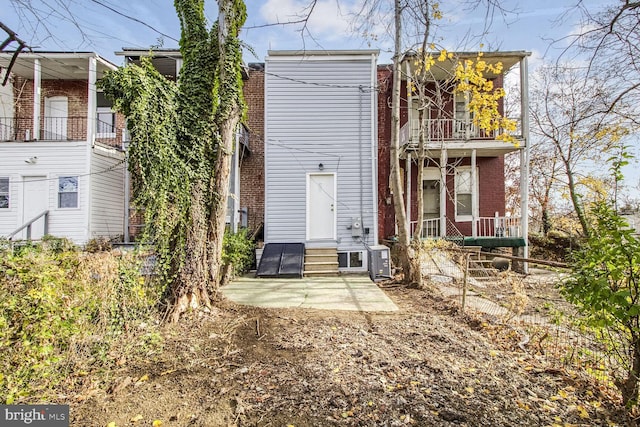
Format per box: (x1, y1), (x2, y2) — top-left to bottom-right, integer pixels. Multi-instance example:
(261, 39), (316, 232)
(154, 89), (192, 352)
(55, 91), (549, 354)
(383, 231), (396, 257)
(0, 51), (117, 80)
(400, 50), (531, 80)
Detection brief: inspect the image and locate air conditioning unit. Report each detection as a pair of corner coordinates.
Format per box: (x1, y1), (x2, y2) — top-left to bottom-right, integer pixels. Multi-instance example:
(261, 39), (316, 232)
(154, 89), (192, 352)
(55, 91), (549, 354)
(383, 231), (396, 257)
(368, 245), (391, 282)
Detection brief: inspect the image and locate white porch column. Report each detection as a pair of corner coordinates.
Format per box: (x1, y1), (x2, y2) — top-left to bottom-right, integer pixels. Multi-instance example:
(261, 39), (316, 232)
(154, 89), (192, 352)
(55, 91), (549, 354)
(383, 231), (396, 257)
(32, 59), (41, 140)
(176, 58), (183, 79)
(520, 55), (530, 273)
(439, 149), (447, 237)
(87, 56), (97, 143)
(230, 127), (241, 233)
(471, 149), (477, 238)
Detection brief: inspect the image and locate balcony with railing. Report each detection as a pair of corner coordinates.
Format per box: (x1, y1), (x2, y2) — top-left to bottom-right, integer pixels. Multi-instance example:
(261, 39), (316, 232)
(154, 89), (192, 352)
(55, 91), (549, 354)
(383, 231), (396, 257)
(0, 116), (124, 147)
(400, 117), (523, 154)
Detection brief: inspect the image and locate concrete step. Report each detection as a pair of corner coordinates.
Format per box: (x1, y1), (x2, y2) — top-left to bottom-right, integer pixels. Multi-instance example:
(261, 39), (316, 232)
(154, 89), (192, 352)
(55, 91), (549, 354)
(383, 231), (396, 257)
(304, 261), (339, 272)
(304, 270), (340, 277)
(305, 254), (338, 263)
(305, 247), (338, 256)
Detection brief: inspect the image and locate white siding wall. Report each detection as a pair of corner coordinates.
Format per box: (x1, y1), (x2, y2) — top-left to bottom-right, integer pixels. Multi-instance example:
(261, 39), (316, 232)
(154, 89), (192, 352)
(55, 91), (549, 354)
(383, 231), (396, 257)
(264, 52), (378, 253)
(0, 141), (89, 243)
(90, 144), (125, 239)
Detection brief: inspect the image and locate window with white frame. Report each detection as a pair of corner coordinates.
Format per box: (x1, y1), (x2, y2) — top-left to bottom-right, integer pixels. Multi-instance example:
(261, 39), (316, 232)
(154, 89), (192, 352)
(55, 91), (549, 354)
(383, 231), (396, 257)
(455, 167), (477, 221)
(97, 92), (116, 138)
(338, 251), (364, 269)
(454, 92), (475, 137)
(58, 176), (78, 208)
(0, 177), (8, 208)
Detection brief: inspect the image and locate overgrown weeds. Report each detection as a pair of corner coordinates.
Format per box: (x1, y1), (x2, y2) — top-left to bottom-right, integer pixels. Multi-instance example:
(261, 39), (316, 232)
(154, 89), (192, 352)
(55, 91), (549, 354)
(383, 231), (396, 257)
(0, 240), (165, 404)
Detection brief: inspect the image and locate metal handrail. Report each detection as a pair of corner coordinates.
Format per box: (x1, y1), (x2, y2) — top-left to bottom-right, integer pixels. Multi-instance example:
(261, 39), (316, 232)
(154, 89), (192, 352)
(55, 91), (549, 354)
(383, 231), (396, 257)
(6, 210), (49, 240)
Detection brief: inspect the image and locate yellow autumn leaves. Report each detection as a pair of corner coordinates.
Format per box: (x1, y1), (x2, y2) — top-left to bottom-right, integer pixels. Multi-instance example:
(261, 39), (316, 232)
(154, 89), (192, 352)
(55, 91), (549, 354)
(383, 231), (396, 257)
(411, 50), (518, 144)
(455, 53), (517, 144)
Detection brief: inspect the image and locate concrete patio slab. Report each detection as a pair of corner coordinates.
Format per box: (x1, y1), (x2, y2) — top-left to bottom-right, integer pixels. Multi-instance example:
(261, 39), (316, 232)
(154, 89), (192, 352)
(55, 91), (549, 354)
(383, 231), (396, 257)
(222, 275), (399, 312)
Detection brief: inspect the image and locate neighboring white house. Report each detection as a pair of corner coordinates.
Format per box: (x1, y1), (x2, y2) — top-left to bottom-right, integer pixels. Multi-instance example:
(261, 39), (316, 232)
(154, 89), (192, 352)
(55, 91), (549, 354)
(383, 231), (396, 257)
(0, 52), (126, 244)
(261, 50), (379, 275)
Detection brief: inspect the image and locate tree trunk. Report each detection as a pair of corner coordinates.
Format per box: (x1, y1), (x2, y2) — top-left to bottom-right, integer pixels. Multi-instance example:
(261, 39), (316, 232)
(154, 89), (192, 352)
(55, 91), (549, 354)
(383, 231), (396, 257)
(170, 179), (212, 322)
(389, 0), (420, 286)
(208, 0), (245, 294)
(413, 106), (426, 241)
(565, 161), (590, 237)
(621, 334), (640, 408)
(209, 109), (239, 294)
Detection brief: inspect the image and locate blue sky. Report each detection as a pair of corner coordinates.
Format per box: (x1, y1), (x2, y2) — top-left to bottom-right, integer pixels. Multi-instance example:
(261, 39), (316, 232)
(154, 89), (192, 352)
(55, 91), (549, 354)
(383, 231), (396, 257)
(4, 0), (636, 191)
(3, 0), (610, 66)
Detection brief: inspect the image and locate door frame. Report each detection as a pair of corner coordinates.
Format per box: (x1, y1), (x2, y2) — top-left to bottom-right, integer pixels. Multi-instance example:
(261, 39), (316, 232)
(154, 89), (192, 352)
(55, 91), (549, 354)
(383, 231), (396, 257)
(21, 175), (49, 239)
(306, 172), (337, 241)
(44, 95), (68, 140)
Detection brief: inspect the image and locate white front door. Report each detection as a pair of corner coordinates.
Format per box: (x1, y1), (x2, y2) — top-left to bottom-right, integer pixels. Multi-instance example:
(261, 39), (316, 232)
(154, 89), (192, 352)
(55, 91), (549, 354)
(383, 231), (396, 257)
(307, 173), (336, 240)
(44, 96), (68, 140)
(22, 176), (48, 239)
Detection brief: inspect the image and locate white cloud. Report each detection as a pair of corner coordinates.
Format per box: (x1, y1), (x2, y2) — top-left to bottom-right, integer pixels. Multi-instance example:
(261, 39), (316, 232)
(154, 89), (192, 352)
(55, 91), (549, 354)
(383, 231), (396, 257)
(259, 0), (375, 41)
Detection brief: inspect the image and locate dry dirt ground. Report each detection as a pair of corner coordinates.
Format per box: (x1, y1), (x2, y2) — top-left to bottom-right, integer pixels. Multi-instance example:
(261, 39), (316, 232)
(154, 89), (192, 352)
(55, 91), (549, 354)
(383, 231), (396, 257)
(71, 282), (631, 427)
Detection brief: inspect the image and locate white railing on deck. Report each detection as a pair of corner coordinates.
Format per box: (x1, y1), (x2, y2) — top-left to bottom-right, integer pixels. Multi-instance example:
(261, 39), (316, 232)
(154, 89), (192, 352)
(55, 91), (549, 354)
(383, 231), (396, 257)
(410, 218), (441, 239)
(409, 215), (522, 239)
(475, 216), (522, 238)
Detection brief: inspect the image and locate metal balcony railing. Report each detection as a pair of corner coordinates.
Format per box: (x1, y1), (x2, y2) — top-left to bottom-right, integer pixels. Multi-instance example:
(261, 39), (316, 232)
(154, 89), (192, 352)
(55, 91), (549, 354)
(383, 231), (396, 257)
(400, 117), (522, 147)
(0, 116), (122, 146)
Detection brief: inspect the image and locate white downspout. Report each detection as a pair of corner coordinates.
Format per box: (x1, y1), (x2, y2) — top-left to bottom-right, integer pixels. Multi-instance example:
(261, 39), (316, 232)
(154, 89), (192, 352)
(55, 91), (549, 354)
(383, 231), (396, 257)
(520, 56), (530, 273)
(471, 148), (477, 238)
(86, 56), (97, 242)
(371, 53), (379, 244)
(32, 59), (41, 140)
(231, 127), (240, 233)
(440, 148), (447, 237)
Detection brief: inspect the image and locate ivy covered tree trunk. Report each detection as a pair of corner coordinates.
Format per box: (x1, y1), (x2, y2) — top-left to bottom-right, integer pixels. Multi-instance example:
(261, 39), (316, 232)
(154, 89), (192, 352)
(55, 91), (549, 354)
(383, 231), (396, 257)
(208, 0), (246, 293)
(101, 0), (246, 322)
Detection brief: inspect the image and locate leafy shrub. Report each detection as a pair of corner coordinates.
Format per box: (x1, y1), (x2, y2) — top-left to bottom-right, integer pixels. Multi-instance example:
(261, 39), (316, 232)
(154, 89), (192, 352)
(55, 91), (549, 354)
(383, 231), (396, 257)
(222, 228), (255, 278)
(562, 202), (640, 408)
(0, 243), (164, 404)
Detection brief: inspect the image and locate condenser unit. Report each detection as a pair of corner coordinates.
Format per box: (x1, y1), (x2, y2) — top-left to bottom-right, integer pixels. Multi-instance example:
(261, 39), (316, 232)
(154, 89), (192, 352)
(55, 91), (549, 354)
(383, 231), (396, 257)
(367, 245), (391, 282)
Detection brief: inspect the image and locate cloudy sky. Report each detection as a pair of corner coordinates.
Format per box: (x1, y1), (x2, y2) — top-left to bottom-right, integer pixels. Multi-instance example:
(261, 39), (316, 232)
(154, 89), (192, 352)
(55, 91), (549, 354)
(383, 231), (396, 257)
(3, 0), (611, 66)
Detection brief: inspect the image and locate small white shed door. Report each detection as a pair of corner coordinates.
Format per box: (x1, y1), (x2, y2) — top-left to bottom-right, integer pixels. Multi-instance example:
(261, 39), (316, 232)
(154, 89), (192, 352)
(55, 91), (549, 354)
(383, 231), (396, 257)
(308, 173), (336, 240)
(22, 176), (48, 239)
(44, 96), (68, 140)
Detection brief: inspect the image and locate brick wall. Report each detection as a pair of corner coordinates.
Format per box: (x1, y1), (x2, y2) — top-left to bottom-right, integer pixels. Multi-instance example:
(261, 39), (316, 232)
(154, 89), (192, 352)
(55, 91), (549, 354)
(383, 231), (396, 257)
(377, 66), (507, 239)
(11, 77), (123, 147)
(240, 65), (265, 235)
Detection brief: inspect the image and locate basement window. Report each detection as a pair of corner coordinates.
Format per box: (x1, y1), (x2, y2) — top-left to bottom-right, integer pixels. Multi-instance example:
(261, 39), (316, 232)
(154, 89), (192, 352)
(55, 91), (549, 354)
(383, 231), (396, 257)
(338, 251), (363, 268)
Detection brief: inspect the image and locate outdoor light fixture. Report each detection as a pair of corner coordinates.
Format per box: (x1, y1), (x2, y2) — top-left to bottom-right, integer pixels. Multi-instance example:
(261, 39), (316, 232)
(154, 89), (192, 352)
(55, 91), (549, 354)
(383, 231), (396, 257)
(318, 163), (324, 170)
(25, 156), (38, 164)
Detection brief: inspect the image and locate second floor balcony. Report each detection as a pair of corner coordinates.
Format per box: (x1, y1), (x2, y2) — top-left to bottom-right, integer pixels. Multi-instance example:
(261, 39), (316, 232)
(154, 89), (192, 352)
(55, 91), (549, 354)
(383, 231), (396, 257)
(0, 115), (125, 147)
(400, 117), (523, 156)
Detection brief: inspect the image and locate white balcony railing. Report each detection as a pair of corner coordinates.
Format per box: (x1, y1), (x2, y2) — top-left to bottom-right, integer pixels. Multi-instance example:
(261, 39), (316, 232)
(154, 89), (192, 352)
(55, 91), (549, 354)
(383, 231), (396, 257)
(401, 117), (522, 147)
